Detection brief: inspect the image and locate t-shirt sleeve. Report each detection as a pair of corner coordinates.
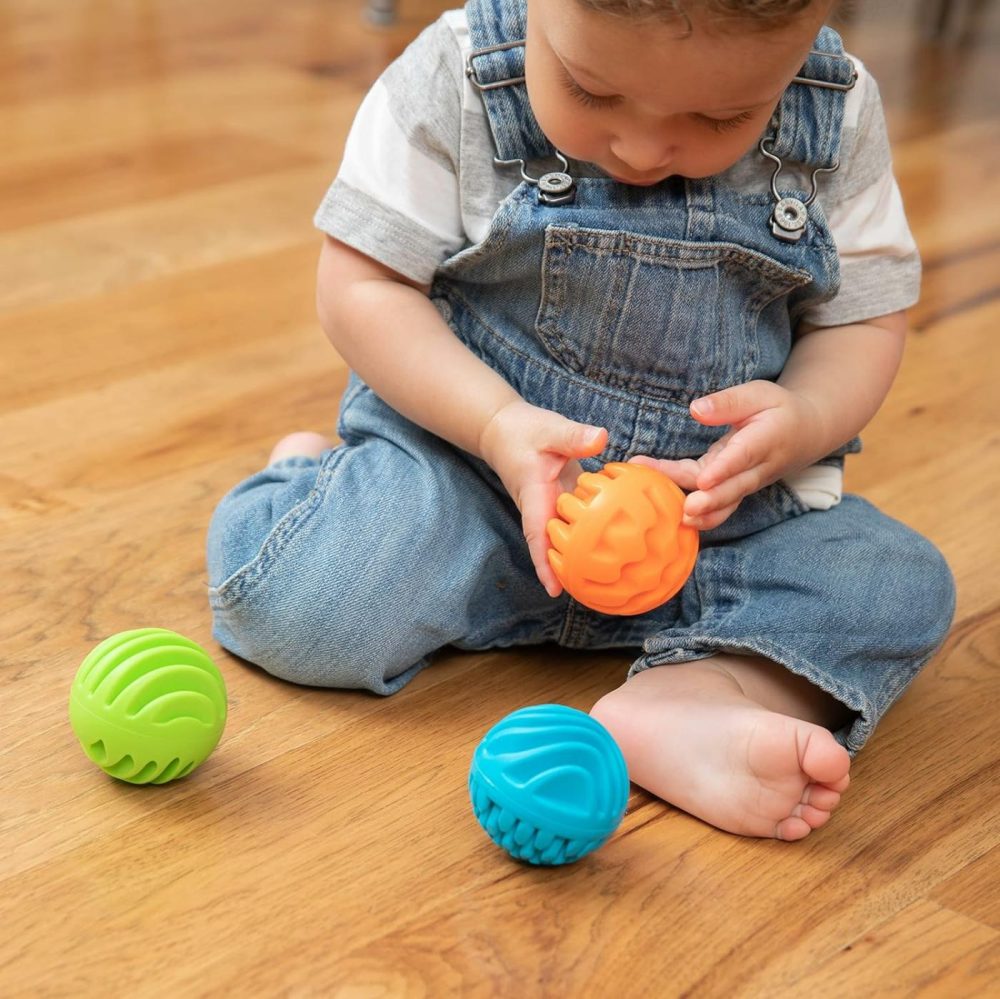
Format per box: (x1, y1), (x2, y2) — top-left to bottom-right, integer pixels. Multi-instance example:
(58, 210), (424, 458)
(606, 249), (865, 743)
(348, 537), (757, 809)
(313, 17), (466, 285)
(805, 66), (921, 328)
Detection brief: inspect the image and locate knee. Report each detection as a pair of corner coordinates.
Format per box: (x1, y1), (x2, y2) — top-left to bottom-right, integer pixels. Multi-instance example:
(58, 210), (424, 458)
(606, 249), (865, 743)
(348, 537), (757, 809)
(206, 496), (261, 593)
(206, 458), (434, 693)
(206, 462), (320, 591)
(863, 525), (955, 658)
(212, 605), (416, 694)
(913, 535), (956, 647)
(211, 570), (427, 695)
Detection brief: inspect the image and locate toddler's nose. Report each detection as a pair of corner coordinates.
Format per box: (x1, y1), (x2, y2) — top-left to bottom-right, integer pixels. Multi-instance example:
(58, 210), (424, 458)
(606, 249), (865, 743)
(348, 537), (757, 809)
(610, 132), (677, 175)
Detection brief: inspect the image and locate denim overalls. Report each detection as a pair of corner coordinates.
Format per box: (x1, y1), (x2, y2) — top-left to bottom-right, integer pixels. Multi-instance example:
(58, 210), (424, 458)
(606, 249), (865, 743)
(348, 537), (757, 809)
(207, 0), (954, 751)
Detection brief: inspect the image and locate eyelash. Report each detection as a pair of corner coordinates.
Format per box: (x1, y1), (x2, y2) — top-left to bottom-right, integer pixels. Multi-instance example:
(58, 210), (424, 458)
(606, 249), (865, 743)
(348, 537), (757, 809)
(560, 73), (756, 133)
(560, 74), (620, 109)
(700, 110), (756, 133)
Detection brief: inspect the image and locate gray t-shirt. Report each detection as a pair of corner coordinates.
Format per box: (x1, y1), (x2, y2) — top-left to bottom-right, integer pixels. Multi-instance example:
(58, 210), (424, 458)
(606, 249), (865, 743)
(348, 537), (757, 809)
(315, 9), (921, 329)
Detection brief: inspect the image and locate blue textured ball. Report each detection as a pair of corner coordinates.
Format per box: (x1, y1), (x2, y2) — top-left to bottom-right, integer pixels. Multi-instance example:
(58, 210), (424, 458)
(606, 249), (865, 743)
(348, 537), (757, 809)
(469, 704), (630, 865)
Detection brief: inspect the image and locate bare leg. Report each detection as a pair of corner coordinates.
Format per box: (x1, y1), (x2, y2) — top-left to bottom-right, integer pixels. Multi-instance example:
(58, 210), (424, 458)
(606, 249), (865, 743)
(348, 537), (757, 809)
(591, 654), (853, 840)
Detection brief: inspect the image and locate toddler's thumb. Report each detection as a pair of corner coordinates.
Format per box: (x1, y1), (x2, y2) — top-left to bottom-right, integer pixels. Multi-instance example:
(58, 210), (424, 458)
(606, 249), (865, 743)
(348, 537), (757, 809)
(691, 381), (775, 426)
(555, 420), (607, 458)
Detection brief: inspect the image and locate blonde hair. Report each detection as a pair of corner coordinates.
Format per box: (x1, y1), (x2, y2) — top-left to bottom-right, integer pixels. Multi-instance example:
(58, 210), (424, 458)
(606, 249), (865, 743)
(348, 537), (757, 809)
(575, 0), (818, 31)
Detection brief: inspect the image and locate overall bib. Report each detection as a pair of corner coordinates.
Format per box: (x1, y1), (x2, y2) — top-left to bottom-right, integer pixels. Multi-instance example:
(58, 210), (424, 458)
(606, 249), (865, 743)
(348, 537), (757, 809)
(207, 0), (954, 752)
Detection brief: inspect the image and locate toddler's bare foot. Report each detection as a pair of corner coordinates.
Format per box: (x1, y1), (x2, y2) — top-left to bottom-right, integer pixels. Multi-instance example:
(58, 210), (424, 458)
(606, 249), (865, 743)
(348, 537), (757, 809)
(591, 661), (851, 840)
(268, 431), (333, 464)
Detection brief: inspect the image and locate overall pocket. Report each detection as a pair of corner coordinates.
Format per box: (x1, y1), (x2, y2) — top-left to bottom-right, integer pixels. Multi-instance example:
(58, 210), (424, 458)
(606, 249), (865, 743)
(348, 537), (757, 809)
(535, 225), (813, 404)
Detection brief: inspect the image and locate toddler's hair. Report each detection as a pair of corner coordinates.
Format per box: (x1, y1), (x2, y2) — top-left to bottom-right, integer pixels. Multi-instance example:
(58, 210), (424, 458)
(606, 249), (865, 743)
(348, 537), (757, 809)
(575, 0), (817, 30)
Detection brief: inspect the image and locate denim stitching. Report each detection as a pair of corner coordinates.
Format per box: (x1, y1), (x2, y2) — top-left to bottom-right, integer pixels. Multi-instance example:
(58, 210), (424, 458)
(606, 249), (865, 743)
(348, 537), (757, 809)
(534, 226), (812, 400)
(210, 447), (346, 607)
(548, 226), (814, 285)
(449, 283), (674, 412)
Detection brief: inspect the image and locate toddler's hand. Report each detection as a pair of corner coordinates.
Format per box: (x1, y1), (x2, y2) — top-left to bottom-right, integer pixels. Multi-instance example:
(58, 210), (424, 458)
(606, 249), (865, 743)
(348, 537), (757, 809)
(632, 380), (823, 531)
(479, 400), (608, 597)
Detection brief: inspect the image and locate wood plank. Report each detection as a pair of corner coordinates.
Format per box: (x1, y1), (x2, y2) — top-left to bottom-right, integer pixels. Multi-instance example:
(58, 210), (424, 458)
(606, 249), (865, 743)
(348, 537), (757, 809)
(0, 164), (329, 314)
(1, 66), (363, 163)
(0, 242), (320, 416)
(0, 321), (340, 497)
(894, 120), (1000, 264)
(791, 901), (1000, 997)
(930, 846), (1000, 931)
(0, 0), (383, 105)
(1, 606), (994, 992)
(0, 650), (636, 992)
(0, 131), (316, 231)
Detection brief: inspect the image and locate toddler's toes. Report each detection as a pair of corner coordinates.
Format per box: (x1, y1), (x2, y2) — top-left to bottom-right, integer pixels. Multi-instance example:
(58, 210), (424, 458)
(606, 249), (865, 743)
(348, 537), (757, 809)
(827, 772), (851, 794)
(790, 803), (833, 829)
(799, 729), (852, 787)
(269, 431), (333, 464)
(802, 784), (842, 812)
(775, 815), (812, 842)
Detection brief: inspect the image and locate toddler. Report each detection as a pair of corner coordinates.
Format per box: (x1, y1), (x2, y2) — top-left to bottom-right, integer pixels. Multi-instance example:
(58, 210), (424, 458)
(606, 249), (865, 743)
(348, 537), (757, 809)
(207, 0), (955, 840)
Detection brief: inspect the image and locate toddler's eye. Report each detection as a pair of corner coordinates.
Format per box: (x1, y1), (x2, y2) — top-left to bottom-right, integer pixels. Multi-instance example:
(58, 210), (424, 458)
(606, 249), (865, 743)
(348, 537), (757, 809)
(698, 110), (756, 134)
(561, 73), (621, 110)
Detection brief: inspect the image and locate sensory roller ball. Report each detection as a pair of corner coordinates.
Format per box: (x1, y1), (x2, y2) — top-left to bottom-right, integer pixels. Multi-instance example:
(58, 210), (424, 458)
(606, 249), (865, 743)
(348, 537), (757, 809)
(469, 704), (630, 866)
(69, 628), (227, 785)
(546, 461), (699, 616)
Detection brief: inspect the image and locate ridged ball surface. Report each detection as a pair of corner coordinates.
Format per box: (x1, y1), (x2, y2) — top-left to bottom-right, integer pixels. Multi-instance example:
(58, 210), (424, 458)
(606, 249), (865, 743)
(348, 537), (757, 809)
(69, 628), (227, 785)
(546, 462), (699, 615)
(469, 705), (629, 865)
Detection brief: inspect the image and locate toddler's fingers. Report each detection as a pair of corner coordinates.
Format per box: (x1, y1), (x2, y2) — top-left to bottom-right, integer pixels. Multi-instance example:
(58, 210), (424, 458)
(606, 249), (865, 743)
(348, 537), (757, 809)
(683, 497), (741, 531)
(695, 426), (768, 491)
(684, 466), (764, 523)
(524, 521), (561, 597)
(532, 538), (563, 598)
(520, 485), (563, 598)
(690, 380), (778, 427)
(628, 455), (701, 492)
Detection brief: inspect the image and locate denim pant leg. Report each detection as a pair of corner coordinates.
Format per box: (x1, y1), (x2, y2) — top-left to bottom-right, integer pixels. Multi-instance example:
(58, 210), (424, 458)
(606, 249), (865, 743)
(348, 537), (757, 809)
(206, 388), (556, 693)
(631, 496), (955, 753)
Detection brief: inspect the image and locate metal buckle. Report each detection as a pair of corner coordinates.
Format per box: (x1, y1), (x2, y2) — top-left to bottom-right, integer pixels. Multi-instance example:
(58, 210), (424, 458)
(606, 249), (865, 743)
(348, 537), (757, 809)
(493, 151), (576, 205)
(465, 40), (526, 91)
(759, 136), (840, 242)
(791, 50), (858, 92)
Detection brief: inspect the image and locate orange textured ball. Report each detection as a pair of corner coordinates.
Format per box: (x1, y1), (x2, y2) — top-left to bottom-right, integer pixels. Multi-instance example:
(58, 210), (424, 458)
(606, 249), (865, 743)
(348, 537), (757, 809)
(546, 462), (699, 616)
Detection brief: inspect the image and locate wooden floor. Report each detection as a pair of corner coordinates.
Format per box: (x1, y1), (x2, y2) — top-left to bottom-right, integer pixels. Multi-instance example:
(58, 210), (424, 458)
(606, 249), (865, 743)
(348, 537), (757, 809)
(2, 1), (998, 994)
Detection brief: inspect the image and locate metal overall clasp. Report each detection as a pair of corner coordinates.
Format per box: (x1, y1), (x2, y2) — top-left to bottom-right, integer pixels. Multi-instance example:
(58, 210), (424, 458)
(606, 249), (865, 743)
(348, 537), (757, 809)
(759, 136), (840, 243)
(760, 48), (856, 242)
(493, 150), (577, 206)
(465, 39), (576, 206)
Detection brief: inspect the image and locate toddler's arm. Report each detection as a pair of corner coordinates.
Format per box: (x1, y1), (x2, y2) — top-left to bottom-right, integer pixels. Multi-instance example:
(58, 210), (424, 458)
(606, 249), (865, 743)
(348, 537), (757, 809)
(317, 236), (607, 595)
(638, 311), (907, 529)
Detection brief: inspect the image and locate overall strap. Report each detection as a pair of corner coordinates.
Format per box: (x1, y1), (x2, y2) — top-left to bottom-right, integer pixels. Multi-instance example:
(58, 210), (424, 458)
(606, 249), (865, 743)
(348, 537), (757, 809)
(769, 25), (857, 170)
(464, 0), (554, 162)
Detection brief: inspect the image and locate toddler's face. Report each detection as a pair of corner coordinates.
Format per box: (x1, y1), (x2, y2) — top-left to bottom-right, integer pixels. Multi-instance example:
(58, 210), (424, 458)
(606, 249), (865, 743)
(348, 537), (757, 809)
(525, 0), (831, 184)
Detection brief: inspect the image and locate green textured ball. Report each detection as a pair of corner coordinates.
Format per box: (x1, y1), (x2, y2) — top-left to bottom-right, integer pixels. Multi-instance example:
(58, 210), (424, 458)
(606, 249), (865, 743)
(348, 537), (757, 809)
(69, 628), (227, 785)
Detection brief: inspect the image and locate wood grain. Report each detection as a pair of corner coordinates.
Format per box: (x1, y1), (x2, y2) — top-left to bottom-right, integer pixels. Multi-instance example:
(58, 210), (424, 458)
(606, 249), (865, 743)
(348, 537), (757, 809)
(1, 1), (998, 995)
